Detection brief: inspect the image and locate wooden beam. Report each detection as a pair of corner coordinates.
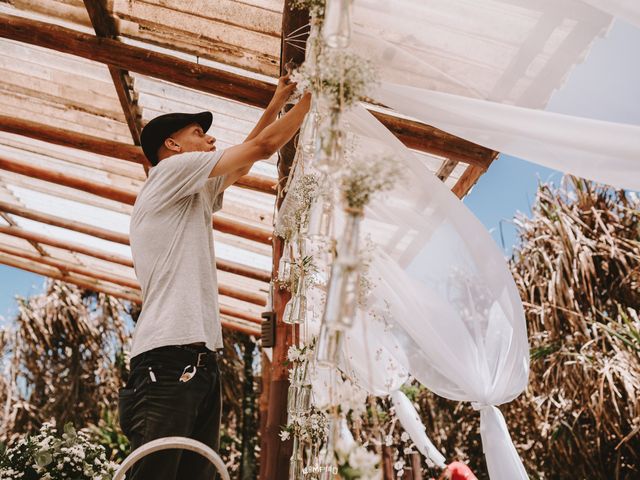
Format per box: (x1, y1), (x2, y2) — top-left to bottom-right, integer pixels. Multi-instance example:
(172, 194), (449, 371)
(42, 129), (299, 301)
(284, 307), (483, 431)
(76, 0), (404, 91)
(0, 115), (277, 195)
(0, 224), (133, 267)
(0, 251), (141, 301)
(262, 3), (308, 479)
(436, 159), (459, 181)
(0, 13), (273, 108)
(83, 0), (144, 148)
(0, 200), (271, 282)
(213, 216), (272, 245)
(0, 251), (260, 335)
(452, 153), (499, 198)
(369, 110), (495, 169)
(0, 13), (497, 166)
(0, 242), (139, 289)
(219, 305), (262, 325)
(0, 224), (266, 306)
(0, 154), (273, 244)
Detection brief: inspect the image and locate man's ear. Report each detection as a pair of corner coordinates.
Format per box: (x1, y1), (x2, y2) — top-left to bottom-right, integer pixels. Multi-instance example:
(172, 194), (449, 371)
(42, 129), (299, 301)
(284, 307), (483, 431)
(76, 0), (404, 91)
(164, 137), (181, 153)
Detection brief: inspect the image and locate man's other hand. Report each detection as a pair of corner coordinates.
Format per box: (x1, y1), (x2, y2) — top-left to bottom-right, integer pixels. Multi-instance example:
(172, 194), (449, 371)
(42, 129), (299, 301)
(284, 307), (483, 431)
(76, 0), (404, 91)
(270, 74), (298, 109)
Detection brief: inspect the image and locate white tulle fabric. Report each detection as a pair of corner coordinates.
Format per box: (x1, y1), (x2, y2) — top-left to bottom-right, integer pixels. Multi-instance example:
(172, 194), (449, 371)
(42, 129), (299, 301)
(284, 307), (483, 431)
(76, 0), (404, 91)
(375, 83), (640, 191)
(350, 0), (640, 190)
(287, 2), (640, 479)
(296, 104), (529, 477)
(581, 0), (640, 27)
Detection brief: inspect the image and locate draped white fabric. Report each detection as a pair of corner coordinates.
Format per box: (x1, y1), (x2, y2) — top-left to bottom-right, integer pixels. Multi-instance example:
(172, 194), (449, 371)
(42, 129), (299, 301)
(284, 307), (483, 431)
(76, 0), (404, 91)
(296, 104), (530, 477)
(581, 0), (640, 27)
(375, 83), (640, 191)
(350, 0), (640, 190)
(288, 1), (639, 478)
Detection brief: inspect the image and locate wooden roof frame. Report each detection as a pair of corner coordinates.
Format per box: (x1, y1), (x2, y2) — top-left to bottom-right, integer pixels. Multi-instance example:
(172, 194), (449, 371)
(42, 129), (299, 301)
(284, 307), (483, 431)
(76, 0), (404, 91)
(0, 12), (497, 186)
(0, 3), (500, 340)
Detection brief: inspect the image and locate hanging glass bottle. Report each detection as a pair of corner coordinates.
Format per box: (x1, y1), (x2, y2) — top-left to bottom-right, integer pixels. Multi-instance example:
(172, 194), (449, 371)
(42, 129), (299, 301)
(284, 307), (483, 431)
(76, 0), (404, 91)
(288, 434), (304, 480)
(282, 296), (294, 324)
(300, 98), (321, 158)
(315, 324), (343, 367)
(307, 197), (334, 239)
(318, 414), (340, 480)
(323, 0), (352, 49)
(278, 238), (293, 284)
(306, 442), (322, 480)
(337, 209), (362, 267)
(313, 108), (344, 175)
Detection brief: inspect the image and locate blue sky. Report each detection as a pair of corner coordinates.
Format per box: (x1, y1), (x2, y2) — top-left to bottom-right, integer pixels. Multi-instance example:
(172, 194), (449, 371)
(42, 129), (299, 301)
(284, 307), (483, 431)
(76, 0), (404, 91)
(1, 19), (638, 323)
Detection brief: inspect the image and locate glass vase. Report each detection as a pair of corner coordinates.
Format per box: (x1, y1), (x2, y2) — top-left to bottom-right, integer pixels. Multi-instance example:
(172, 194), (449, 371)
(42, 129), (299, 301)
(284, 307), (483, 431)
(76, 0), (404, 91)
(300, 99), (321, 157)
(282, 297), (294, 324)
(313, 110), (343, 175)
(307, 197), (334, 239)
(315, 324), (343, 367)
(318, 415), (339, 480)
(287, 383), (298, 422)
(288, 435), (304, 480)
(337, 210), (362, 267)
(278, 239), (293, 283)
(323, 0), (352, 49)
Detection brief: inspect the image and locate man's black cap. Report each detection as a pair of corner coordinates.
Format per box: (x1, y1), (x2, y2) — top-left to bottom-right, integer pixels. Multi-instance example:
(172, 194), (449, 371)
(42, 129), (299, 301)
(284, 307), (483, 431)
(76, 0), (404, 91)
(140, 111), (213, 165)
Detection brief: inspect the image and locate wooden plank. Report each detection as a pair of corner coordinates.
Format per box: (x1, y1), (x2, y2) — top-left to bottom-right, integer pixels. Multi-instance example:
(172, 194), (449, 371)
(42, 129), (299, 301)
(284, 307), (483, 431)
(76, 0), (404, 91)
(0, 153), (274, 244)
(0, 251), (141, 301)
(0, 223), (266, 305)
(0, 241), (138, 288)
(83, 0), (144, 145)
(0, 13), (498, 165)
(435, 158), (459, 181)
(452, 153), (499, 198)
(0, 223), (133, 266)
(0, 13), (275, 107)
(370, 110), (496, 169)
(113, 0), (280, 76)
(0, 90), (132, 143)
(0, 250), (260, 335)
(0, 115), (277, 195)
(135, 0), (282, 36)
(0, 199), (271, 282)
(262, 2), (307, 479)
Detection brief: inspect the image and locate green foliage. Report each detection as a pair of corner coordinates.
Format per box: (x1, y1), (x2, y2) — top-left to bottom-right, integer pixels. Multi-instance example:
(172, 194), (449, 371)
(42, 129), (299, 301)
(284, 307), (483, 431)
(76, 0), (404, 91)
(86, 408), (130, 464)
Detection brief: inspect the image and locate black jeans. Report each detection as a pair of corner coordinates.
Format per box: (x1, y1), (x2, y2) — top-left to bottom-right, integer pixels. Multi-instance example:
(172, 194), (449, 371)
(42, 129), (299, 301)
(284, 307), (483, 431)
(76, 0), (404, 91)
(118, 345), (223, 480)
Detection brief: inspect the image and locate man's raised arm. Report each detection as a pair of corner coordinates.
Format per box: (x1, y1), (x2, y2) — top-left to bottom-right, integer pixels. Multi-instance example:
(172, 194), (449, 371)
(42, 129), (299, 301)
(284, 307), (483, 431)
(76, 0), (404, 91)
(210, 92), (312, 187)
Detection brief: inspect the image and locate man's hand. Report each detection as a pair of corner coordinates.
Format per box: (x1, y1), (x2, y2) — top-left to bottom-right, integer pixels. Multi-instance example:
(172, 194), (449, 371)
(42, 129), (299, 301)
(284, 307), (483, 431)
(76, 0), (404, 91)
(269, 74), (298, 110)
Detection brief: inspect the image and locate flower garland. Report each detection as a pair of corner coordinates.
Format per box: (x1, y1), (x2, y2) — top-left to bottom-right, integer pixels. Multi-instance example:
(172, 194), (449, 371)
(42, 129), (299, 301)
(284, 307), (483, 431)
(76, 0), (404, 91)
(275, 173), (320, 242)
(291, 50), (378, 109)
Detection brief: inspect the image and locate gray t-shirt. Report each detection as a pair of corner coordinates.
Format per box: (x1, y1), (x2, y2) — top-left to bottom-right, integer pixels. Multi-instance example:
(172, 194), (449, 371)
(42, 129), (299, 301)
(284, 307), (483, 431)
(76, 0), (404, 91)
(129, 150), (226, 357)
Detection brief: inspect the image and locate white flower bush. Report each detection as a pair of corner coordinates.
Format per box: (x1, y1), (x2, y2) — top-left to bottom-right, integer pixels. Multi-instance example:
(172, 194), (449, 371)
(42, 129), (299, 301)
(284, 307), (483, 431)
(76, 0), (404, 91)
(336, 442), (382, 480)
(0, 423), (117, 480)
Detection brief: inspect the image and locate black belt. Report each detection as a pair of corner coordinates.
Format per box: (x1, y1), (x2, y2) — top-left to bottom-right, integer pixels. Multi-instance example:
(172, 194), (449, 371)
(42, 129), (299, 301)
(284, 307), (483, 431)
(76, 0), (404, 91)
(148, 344), (221, 368)
(175, 344), (221, 368)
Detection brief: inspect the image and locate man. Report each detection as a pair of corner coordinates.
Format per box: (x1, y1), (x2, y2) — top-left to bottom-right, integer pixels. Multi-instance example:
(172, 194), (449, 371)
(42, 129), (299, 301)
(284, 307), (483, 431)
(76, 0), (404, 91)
(118, 76), (310, 480)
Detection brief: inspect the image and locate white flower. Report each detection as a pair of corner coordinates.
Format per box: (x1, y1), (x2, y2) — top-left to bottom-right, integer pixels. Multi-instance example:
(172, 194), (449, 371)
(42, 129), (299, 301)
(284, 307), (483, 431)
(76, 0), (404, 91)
(348, 446), (380, 473)
(384, 434), (393, 446)
(287, 345), (301, 362)
(279, 429), (291, 441)
(400, 432), (410, 442)
(394, 459), (405, 471)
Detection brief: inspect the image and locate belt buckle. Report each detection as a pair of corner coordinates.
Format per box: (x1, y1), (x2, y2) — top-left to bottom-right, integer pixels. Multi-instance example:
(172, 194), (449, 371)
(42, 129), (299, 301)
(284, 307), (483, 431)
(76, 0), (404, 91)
(196, 352), (207, 368)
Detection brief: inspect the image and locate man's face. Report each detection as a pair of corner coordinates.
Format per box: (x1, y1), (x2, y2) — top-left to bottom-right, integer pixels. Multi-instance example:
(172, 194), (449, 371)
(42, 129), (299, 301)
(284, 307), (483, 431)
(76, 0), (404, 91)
(168, 122), (217, 154)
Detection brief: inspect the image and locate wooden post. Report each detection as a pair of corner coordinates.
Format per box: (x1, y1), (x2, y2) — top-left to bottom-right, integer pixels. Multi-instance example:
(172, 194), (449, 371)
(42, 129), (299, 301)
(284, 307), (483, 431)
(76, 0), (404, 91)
(260, 3), (310, 479)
